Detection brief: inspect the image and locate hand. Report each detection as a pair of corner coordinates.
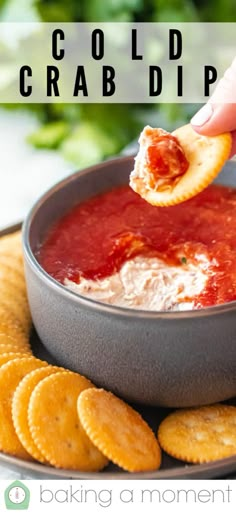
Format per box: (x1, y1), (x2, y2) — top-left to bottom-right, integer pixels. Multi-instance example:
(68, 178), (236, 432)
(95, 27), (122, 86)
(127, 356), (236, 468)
(191, 57), (236, 157)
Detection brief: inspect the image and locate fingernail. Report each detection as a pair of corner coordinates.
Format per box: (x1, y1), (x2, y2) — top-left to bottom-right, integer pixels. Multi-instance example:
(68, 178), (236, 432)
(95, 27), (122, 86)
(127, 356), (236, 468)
(191, 104), (213, 126)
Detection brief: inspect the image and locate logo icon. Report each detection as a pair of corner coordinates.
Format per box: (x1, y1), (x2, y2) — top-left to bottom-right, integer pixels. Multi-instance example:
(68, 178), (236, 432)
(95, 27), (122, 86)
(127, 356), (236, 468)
(5, 480), (30, 510)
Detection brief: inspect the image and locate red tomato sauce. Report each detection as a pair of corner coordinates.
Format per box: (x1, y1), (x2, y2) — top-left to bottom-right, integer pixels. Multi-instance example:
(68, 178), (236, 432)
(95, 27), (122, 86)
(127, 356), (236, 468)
(38, 184), (236, 308)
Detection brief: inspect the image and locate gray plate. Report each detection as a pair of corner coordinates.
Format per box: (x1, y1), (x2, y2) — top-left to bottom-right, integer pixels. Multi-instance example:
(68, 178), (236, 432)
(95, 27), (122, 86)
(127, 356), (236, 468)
(1, 222), (236, 480)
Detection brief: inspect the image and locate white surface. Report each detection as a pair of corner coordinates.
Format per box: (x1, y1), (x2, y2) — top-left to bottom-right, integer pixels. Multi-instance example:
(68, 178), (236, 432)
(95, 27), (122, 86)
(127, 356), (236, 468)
(0, 109), (72, 230)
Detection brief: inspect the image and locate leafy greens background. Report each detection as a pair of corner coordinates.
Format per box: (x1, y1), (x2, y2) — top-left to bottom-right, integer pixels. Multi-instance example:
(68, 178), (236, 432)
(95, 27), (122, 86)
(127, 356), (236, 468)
(0, 0), (235, 167)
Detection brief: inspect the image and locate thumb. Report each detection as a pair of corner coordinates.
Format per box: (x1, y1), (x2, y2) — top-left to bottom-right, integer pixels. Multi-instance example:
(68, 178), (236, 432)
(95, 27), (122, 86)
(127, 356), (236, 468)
(191, 57), (236, 156)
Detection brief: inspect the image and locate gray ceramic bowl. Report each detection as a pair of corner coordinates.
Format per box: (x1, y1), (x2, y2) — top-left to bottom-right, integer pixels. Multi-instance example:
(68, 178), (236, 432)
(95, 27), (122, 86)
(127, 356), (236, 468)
(23, 156), (236, 407)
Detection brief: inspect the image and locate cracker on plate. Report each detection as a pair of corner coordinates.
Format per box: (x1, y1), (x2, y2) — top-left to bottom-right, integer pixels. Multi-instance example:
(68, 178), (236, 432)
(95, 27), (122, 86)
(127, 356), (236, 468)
(0, 231), (22, 257)
(77, 388), (162, 472)
(158, 404), (236, 463)
(0, 357), (47, 459)
(0, 332), (30, 348)
(28, 371), (108, 471)
(12, 366), (64, 463)
(0, 343), (31, 354)
(0, 352), (30, 366)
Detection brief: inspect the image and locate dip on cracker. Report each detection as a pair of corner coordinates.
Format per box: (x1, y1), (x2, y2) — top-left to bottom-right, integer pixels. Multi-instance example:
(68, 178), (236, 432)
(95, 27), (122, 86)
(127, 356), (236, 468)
(130, 124), (232, 206)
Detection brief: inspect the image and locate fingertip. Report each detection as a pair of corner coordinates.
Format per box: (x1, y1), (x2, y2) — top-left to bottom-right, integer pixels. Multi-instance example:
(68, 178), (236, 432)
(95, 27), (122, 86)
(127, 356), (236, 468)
(190, 124), (205, 136)
(192, 103), (236, 137)
(190, 104), (213, 128)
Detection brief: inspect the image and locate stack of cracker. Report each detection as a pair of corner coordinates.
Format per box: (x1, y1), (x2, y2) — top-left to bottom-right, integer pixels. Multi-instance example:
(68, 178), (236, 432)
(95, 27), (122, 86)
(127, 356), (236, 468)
(0, 231), (32, 354)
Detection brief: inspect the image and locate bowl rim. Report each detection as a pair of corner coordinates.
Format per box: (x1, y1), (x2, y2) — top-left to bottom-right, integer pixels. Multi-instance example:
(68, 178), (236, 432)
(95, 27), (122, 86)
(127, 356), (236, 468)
(22, 155), (236, 320)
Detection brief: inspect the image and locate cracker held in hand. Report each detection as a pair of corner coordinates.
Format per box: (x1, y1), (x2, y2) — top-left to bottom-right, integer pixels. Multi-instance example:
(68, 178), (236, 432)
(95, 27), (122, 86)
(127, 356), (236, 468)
(28, 371), (108, 471)
(158, 404), (236, 463)
(0, 357), (47, 459)
(77, 388), (161, 472)
(130, 124), (232, 206)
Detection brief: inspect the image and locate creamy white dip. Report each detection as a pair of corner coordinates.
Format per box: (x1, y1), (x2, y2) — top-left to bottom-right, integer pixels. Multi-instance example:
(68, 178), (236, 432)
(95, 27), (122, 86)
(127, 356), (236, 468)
(64, 254), (213, 311)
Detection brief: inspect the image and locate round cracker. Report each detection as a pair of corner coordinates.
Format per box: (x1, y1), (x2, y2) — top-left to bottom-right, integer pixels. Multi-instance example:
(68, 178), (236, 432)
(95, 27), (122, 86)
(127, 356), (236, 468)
(0, 344), (32, 355)
(0, 280), (29, 310)
(158, 404), (236, 463)
(0, 231), (22, 256)
(28, 371), (108, 471)
(0, 230), (21, 244)
(0, 300), (31, 335)
(77, 388), (161, 472)
(0, 254), (24, 275)
(0, 259), (25, 278)
(0, 357), (47, 459)
(0, 319), (27, 342)
(0, 322), (26, 338)
(130, 124), (232, 206)
(0, 280), (29, 304)
(0, 281), (31, 332)
(0, 264), (26, 294)
(0, 287), (31, 324)
(0, 332), (29, 347)
(0, 276), (26, 295)
(0, 306), (28, 340)
(0, 327), (27, 345)
(0, 352), (30, 366)
(12, 366), (65, 463)
(0, 304), (24, 327)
